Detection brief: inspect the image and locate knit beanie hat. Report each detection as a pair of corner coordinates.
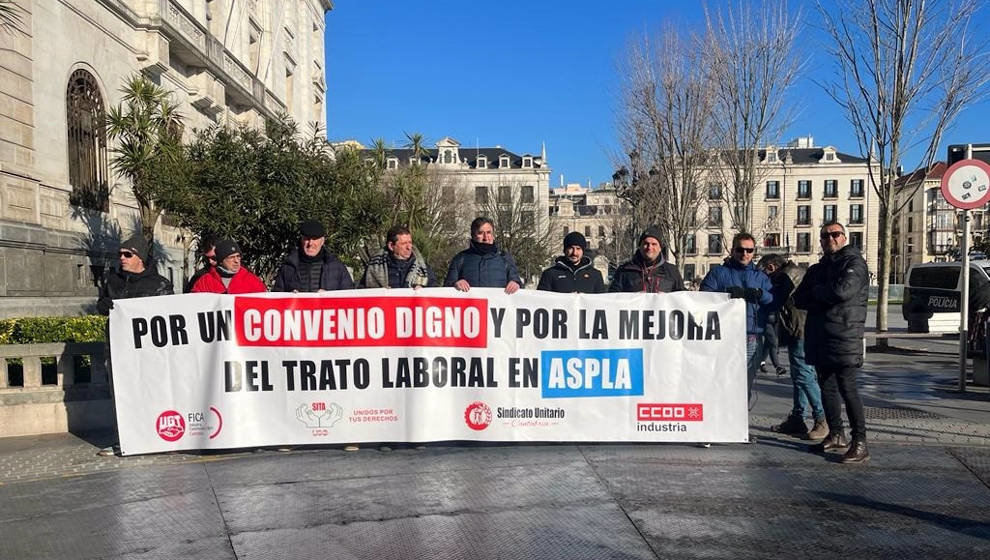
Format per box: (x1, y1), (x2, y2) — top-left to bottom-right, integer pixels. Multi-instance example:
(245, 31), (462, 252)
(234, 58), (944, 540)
(214, 239), (241, 262)
(638, 227), (663, 245)
(299, 220), (326, 238)
(120, 234), (150, 264)
(563, 231), (588, 251)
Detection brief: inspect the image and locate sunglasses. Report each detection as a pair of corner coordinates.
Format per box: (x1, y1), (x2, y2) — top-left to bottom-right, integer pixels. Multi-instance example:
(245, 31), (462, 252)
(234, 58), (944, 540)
(820, 231), (844, 240)
(733, 247), (755, 254)
(119, 251), (135, 259)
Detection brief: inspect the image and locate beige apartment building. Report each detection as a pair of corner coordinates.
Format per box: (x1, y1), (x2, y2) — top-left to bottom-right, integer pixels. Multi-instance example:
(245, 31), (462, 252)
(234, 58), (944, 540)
(679, 138), (882, 284)
(0, 0), (331, 316)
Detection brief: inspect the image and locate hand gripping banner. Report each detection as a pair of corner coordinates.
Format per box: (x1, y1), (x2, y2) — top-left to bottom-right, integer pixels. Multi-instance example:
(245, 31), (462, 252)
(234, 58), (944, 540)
(109, 288), (748, 455)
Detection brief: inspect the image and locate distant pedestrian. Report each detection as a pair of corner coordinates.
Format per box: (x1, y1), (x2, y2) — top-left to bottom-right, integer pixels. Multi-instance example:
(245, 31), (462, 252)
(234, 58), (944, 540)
(538, 231), (606, 293)
(757, 257), (787, 377)
(608, 227), (683, 293)
(445, 217), (522, 293)
(273, 220), (353, 292)
(190, 240), (266, 294)
(358, 225), (437, 289)
(794, 222), (870, 464)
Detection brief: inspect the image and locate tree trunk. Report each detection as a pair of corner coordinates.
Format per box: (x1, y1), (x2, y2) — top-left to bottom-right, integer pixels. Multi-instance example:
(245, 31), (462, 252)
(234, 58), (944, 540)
(875, 204), (892, 350)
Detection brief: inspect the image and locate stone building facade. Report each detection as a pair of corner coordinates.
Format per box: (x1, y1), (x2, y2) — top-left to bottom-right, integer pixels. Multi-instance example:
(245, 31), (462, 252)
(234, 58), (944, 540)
(0, 0), (331, 317)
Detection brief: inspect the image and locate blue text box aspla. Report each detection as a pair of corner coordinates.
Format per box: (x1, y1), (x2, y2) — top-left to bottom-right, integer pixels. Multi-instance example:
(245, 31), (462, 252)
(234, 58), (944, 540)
(540, 348), (644, 398)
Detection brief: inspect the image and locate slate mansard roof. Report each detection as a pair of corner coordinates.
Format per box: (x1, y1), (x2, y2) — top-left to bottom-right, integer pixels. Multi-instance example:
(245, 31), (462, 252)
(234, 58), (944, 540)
(361, 147), (544, 170)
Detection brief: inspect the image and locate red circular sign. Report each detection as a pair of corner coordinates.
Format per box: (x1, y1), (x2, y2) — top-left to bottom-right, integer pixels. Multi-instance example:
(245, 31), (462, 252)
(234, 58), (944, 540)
(940, 159), (990, 209)
(464, 402), (492, 431)
(156, 410), (186, 442)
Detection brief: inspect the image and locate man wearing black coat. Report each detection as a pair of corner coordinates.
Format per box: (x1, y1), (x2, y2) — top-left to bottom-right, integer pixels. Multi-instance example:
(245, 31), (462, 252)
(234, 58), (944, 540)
(273, 220), (354, 292)
(794, 221), (870, 464)
(97, 234), (173, 315)
(609, 227), (684, 293)
(537, 232), (606, 293)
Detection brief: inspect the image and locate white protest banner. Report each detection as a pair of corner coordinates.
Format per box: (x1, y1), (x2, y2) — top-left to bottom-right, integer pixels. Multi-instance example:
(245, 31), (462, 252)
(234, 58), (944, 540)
(109, 289), (748, 455)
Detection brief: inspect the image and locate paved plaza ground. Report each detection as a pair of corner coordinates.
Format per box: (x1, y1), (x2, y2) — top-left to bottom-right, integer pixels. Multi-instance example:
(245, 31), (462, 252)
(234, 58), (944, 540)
(1, 335), (988, 559)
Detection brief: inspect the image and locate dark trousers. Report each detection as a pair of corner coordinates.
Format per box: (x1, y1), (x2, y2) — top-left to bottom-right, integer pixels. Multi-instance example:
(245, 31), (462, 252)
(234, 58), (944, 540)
(816, 365), (866, 440)
(761, 316), (782, 368)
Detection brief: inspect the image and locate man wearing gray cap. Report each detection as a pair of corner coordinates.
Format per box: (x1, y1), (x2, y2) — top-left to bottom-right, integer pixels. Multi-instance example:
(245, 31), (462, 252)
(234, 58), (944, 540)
(274, 220), (353, 292)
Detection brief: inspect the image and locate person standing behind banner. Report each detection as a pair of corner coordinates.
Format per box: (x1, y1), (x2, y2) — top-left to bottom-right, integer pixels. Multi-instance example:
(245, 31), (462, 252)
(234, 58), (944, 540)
(359, 225), (437, 289)
(608, 227), (683, 293)
(273, 220), (354, 292)
(190, 240), (266, 294)
(95, 234), (173, 457)
(794, 221), (870, 464)
(183, 236), (216, 293)
(538, 231), (606, 293)
(445, 217), (522, 293)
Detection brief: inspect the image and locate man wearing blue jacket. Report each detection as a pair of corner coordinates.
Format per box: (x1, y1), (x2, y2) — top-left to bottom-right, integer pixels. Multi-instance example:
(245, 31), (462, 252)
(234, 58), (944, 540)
(445, 217), (522, 293)
(701, 232), (773, 405)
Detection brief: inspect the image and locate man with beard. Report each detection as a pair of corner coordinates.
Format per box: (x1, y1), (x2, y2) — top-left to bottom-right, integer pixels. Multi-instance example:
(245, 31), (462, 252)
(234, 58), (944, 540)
(537, 231), (605, 293)
(359, 225), (436, 289)
(273, 220), (353, 292)
(445, 217), (522, 293)
(608, 227), (683, 293)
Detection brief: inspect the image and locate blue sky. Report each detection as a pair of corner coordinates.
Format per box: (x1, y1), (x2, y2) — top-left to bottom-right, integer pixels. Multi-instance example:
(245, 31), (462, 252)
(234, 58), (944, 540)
(324, 1), (990, 187)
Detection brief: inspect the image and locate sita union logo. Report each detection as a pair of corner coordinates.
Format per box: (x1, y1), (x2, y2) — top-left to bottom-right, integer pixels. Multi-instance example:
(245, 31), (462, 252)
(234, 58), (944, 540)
(156, 410), (186, 442)
(464, 401), (492, 431)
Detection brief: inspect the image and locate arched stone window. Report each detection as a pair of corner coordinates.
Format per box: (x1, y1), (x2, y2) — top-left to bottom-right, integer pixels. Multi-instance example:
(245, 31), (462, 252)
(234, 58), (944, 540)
(66, 69), (109, 212)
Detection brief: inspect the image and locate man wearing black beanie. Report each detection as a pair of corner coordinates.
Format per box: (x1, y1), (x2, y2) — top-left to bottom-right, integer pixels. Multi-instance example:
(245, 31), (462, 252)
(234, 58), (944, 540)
(96, 234), (173, 315)
(537, 231), (605, 293)
(608, 227), (684, 293)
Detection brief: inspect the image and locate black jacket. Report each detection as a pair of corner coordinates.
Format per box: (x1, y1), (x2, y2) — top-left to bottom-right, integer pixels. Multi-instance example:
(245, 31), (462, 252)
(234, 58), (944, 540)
(537, 256), (606, 293)
(444, 241), (522, 288)
(609, 253), (684, 293)
(793, 244), (869, 368)
(97, 267), (174, 315)
(273, 247), (353, 292)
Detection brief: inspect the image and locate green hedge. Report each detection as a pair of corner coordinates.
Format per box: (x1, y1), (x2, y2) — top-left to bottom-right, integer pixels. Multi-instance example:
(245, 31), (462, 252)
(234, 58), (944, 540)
(0, 316), (107, 345)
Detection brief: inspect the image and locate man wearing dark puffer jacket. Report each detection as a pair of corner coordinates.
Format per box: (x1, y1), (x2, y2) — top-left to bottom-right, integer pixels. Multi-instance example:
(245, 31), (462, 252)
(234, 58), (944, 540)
(445, 217), (522, 293)
(538, 231), (606, 293)
(609, 227), (683, 294)
(794, 221), (870, 464)
(273, 220), (354, 292)
(97, 234), (173, 315)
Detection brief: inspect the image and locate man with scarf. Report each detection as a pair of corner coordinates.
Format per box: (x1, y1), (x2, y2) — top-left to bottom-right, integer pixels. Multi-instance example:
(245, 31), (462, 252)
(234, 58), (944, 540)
(538, 231), (605, 293)
(273, 220), (353, 292)
(191, 239), (266, 294)
(701, 232), (773, 406)
(445, 217), (522, 293)
(359, 225), (437, 289)
(609, 227), (684, 294)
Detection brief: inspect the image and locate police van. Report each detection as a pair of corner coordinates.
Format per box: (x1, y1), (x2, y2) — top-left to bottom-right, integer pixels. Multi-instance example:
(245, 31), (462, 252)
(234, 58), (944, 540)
(902, 260), (990, 333)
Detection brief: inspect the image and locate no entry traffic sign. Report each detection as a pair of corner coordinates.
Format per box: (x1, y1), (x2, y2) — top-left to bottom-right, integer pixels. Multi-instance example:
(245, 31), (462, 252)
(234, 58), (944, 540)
(941, 158), (990, 209)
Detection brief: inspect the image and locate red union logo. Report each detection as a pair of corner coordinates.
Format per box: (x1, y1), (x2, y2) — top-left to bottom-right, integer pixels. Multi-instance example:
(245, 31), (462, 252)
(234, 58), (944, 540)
(156, 410), (186, 441)
(637, 403), (704, 422)
(464, 401), (492, 431)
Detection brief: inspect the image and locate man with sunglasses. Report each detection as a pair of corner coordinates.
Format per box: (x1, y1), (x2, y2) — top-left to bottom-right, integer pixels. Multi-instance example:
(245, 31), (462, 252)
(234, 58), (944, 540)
(96, 234), (173, 315)
(700, 232), (773, 409)
(794, 222), (870, 464)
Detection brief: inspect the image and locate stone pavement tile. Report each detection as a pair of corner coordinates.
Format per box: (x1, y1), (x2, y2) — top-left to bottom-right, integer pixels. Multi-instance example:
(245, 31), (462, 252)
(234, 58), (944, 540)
(229, 505), (656, 560)
(947, 446), (990, 488)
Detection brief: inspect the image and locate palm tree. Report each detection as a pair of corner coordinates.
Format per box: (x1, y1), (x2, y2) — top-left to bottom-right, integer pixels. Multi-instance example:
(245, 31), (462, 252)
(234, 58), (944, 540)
(105, 75), (185, 246)
(0, 0), (24, 35)
(404, 132), (430, 165)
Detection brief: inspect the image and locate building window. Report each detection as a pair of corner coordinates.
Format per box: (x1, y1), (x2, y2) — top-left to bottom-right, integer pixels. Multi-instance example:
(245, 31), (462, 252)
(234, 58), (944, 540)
(562, 226), (568, 236)
(500, 155), (510, 168)
(797, 205), (811, 225)
(477, 156), (487, 169)
(522, 156), (532, 168)
(797, 180), (811, 199)
(766, 150), (777, 163)
(599, 226), (606, 238)
(796, 233), (811, 253)
(498, 185), (511, 203)
(67, 69), (109, 212)
(684, 264), (696, 280)
(908, 198), (914, 212)
(584, 226), (592, 237)
(850, 204), (863, 224)
(708, 183), (722, 200)
(766, 181), (780, 199)
(825, 152), (835, 161)
(707, 234), (722, 255)
(475, 186), (488, 204)
(685, 234), (697, 255)
(768, 206), (779, 219)
(249, 21), (262, 73)
(907, 217), (914, 232)
(850, 179), (864, 197)
(707, 206), (722, 227)
(824, 180), (838, 198)
(386, 157), (398, 169)
(443, 150), (453, 164)
(824, 204), (837, 222)
(764, 233), (780, 247)
(521, 185), (534, 203)
(522, 211), (534, 230)
(849, 232), (863, 249)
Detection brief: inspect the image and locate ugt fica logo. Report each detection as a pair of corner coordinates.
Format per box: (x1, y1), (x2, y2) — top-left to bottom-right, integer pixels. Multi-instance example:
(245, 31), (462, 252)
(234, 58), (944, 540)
(296, 401), (344, 428)
(464, 401), (492, 431)
(156, 410), (186, 442)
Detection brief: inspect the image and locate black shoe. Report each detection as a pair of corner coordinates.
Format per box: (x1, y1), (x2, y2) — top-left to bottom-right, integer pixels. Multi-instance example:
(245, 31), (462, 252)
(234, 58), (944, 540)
(771, 415), (808, 436)
(775, 366), (788, 376)
(810, 432), (848, 453)
(840, 439), (870, 464)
